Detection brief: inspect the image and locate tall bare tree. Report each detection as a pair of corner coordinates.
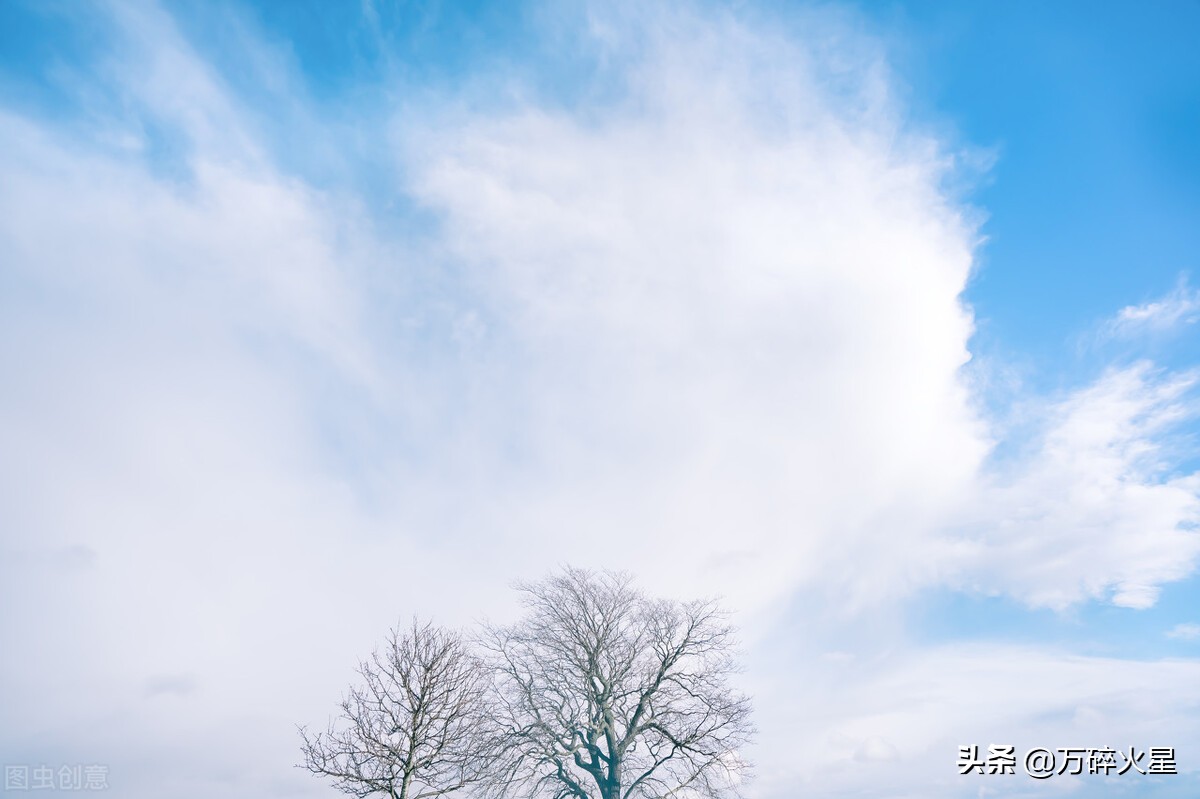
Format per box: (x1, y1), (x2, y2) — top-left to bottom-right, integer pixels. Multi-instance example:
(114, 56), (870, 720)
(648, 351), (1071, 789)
(300, 618), (496, 799)
(480, 568), (754, 799)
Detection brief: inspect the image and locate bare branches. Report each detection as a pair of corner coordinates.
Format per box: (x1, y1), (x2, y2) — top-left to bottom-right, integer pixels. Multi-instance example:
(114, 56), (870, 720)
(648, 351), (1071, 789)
(299, 570), (754, 799)
(480, 568), (754, 799)
(299, 619), (497, 799)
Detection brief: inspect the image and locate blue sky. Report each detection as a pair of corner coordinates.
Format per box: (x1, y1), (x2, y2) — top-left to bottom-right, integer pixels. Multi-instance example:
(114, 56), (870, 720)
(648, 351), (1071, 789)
(889, 0), (1200, 374)
(1, 1), (1198, 798)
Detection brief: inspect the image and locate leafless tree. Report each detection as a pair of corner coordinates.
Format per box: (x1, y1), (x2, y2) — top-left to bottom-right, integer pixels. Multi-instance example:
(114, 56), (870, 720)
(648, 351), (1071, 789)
(300, 618), (496, 799)
(480, 568), (754, 799)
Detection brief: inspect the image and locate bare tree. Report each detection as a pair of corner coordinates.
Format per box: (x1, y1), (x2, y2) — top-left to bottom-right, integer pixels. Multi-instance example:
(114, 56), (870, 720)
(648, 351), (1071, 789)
(480, 568), (754, 799)
(300, 618), (496, 799)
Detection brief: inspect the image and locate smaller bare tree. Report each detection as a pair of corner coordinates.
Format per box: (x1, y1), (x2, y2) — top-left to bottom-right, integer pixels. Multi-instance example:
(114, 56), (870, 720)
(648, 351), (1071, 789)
(299, 618), (496, 799)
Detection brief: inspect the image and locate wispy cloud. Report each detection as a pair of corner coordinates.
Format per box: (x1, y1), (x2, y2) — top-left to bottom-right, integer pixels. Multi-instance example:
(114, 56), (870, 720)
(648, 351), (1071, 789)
(1105, 276), (1200, 338)
(1167, 622), (1200, 640)
(947, 363), (1200, 610)
(753, 642), (1200, 797)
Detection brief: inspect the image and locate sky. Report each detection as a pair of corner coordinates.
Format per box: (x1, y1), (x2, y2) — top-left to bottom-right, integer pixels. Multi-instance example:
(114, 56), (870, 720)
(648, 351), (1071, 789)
(1, 1), (1198, 797)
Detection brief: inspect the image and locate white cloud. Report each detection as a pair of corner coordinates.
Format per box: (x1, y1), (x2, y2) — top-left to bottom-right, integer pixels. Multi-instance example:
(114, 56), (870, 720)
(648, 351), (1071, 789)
(947, 364), (1200, 610)
(1, 2), (1199, 798)
(400, 1), (989, 613)
(750, 642), (1200, 797)
(1167, 623), (1200, 641)
(1106, 277), (1200, 338)
(394, 4), (1200, 617)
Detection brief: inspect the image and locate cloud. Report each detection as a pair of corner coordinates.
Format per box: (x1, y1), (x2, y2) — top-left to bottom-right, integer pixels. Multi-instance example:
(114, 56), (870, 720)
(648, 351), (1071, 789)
(1105, 276), (1200, 338)
(395, 3), (1200, 616)
(1167, 623), (1200, 641)
(1, 2), (1199, 798)
(400, 0), (989, 613)
(751, 641), (1200, 797)
(948, 364), (1200, 610)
